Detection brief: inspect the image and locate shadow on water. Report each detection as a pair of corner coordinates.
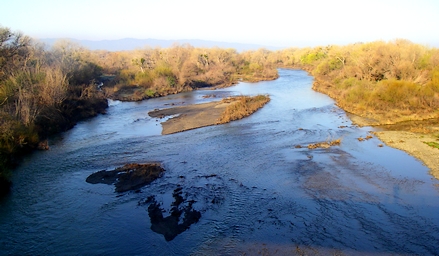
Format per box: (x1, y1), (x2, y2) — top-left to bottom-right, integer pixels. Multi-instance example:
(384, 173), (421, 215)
(0, 69), (438, 255)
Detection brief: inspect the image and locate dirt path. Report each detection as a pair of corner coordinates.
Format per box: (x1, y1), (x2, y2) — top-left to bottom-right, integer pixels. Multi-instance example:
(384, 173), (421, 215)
(148, 101), (234, 135)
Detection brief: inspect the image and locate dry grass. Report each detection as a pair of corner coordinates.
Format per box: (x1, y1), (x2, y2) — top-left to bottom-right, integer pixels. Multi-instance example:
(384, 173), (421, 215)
(313, 77), (439, 125)
(217, 95), (270, 124)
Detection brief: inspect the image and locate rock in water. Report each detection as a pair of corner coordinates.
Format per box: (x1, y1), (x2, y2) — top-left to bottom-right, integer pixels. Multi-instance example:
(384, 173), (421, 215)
(86, 163), (165, 192)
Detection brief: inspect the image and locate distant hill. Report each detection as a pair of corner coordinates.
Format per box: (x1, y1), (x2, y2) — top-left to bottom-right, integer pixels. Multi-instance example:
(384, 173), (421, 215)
(39, 38), (282, 52)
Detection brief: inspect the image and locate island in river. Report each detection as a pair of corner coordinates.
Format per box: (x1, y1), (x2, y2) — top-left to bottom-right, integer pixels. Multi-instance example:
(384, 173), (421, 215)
(149, 101), (232, 135)
(149, 95), (270, 135)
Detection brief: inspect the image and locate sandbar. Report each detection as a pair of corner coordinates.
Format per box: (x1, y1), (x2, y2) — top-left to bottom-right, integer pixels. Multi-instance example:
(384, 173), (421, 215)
(149, 101), (234, 135)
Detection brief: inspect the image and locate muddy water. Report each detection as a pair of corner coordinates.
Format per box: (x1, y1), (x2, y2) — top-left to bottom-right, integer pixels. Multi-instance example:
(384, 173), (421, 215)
(1, 69), (438, 255)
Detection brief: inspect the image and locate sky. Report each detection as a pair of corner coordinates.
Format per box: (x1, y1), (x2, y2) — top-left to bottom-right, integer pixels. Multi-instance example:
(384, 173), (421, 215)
(1, 0), (439, 47)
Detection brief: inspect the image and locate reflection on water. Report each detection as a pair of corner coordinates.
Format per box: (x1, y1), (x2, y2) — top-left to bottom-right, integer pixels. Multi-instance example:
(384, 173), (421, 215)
(0, 69), (438, 255)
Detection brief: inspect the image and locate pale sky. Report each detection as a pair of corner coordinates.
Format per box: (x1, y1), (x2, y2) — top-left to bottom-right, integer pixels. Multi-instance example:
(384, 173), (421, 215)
(1, 0), (438, 47)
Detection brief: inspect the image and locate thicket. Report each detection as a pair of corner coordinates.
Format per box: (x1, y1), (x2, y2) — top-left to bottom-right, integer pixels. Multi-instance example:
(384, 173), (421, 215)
(0, 27), (106, 196)
(270, 40), (439, 124)
(90, 46), (278, 101)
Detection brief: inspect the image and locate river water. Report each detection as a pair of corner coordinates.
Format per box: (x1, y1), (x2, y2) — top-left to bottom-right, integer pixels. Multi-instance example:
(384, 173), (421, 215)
(1, 69), (438, 255)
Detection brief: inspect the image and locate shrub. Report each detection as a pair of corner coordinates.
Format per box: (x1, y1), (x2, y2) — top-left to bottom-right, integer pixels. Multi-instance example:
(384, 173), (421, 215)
(154, 63), (174, 78)
(300, 49), (327, 65)
(218, 95), (270, 123)
(145, 89), (156, 98)
(134, 71), (154, 87)
(374, 80), (419, 104)
(118, 69), (135, 82)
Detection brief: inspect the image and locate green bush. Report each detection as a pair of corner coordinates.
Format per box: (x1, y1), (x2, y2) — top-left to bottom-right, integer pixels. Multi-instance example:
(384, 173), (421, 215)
(424, 141), (439, 149)
(154, 63), (174, 77)
(338, 77), (358, 89)
(300, 50), (327, 65)
(134, 71), (154, 87)
(118, 69), (135, 83)
(429, 68), (439, 92)
(145, 89), (156, 97)
(166, 76), (177, 87)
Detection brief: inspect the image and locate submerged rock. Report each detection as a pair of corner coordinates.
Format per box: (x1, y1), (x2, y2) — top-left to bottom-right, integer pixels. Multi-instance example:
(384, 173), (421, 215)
(86, 163), (165, 192)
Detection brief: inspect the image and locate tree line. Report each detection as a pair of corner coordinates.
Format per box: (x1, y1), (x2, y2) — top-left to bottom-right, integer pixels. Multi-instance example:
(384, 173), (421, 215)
(90, 45), (278, 100)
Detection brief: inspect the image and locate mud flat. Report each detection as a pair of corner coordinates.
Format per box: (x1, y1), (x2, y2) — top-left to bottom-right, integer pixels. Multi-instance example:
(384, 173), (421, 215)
(374, 131), (439, 180)
(348, 114), (439, 180)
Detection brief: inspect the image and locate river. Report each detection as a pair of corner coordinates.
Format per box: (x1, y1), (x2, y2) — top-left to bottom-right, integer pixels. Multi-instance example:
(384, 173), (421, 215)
(1, 69), (438, 255)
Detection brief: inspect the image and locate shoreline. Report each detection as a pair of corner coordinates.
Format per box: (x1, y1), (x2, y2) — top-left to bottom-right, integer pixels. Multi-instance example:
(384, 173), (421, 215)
(373, 131), (439, 180)
(311, 77), (439, 180)
(348, 113), (439, 180)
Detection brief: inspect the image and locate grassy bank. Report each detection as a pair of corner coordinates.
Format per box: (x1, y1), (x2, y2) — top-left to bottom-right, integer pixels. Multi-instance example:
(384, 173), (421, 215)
(312, 77), (439, 125)
(218, 95), (270, 123)
(0, 27), (108, 197)
(0, 93), (107, 198)
(270, 40), (439, 125)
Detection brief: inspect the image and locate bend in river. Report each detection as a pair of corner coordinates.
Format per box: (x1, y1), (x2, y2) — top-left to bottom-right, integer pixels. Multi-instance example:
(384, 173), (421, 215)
(0, 69), (438, 255)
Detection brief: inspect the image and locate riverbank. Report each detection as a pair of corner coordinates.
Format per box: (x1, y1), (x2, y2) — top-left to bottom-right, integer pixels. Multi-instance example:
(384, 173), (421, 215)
(311, 75), (439, 180)
(374, 131), (439, 180)
(346, 112), (439, 180)
(292, 41), (439, 180)
(0, 96), (108, 198)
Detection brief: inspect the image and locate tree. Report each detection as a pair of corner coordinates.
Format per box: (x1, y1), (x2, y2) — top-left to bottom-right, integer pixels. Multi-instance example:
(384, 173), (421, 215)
(0, 27), (31, 79)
